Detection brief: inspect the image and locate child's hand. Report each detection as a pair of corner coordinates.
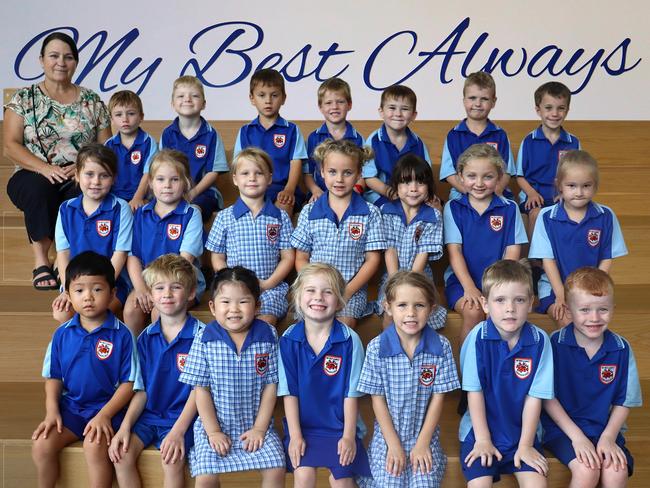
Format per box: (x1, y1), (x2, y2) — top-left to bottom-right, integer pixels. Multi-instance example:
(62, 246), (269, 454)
(258, 279), (268, 292)
(134, 288), (153, 314)
(83, 413), (114, 445)
(207, 431), (231, 456)
(309, 188), (324, 203)
(461, 286), (483, 311)
(464, 439), (502, 468)
(160, 428), (186, 464)
(187, 188), (197, 203)
(385, 440), (407, 476)
(597, 434), (628, 471)
(385, 187), (397, 201)
(32, 412), (62, 440)
(288, 435), (306, 469)
(551, 296), (567, 322)
(128, 197), (145, 212)
(240, 427), (266, 453)
(276, 189), (295, 207)
(337, 435), (357, 466)
(514, 445), (548, 476)
(410, 440), (433, 475)
(572, 435), (600, 470)
(108, 428), (131, 463)
(425, 195), (443, 212)
(52, 291), (71, 313)
(524, 190), (545, 210)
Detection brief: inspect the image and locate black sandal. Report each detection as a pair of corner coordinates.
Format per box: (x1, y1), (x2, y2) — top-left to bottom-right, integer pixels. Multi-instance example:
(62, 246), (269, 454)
(32, 265), (59, 291)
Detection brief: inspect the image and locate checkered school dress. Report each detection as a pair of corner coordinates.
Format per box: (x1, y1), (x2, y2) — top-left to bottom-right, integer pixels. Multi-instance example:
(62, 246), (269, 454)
(206, 199), (293, 318)
(358, 326), (460, 487)
(179, 319), (285, 475)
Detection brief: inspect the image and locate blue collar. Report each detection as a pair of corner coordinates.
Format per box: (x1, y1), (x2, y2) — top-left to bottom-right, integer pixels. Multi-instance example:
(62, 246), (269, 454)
(146, 314), (199, 341)
(315, 121), (358, 139)
(69, 193), (118, 217)
(201, 318), (275, 352)
(549, 201), (602, 223)
(455, 119), (500, 137)
(382, 199), (438, 225)
(115, 127), (147, 148)
(378, 323), (443, 357)
(170, 116), (210, 140)
(532, 125), (573, 143)
(283, 319), (349, 345)
(481, 317), (537, 347)
(142, 199), (190, 218)
(65, 310), (120, 332)
(232, 197), (282, 220)
(557, 324), (624, 353)
(308, 192), (370, 224)
(378, 124), (419, 148)
(251, 115), (288, 130)
(456, 193), (508, 213)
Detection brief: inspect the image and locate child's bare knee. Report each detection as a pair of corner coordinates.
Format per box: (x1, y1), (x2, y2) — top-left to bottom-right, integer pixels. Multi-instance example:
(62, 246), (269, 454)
(569, 461), (600, 488)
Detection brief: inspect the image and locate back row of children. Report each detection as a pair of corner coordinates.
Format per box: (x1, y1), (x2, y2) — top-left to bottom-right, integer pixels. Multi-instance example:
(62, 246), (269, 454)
(34, 250), (641, 488)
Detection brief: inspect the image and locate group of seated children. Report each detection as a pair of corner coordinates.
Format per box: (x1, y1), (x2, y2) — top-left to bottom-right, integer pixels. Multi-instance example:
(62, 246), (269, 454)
(31, 67), (640, 488)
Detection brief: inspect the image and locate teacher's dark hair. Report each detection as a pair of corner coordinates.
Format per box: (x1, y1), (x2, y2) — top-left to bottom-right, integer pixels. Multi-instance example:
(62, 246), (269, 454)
(40, 32), (79, 63)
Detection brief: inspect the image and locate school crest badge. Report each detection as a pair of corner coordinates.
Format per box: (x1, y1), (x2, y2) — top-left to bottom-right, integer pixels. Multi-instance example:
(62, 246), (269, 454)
(485, 142), (499, 151)
(176, 353), (188, 372)
(130, 150), (142, 164)
(167, 224), (182, 240)
(96, 339), (114, 360)
(490, 215), (504, 232)
(255, 353), (269, 376)
(514, 358), (532, 379)
(273, 134), (286, 148)
(195, 144), (207, 158)
(587, 229), (601, 247)
(323, 355), (342, 376)
(600, 364), (617, 384)
(266, 224), (280, 243)
(96, 220), (112, 237)
(349, 222), (363, 240)
(414, 224), (424, 243)
(419, 364), (436, 386)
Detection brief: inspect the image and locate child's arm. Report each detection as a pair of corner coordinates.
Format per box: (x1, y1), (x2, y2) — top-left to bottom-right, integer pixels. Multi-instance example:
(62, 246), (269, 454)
(371, 395), (407, 476)
(295, 250), (310, 272)
(464, 391), (502, 467)
(304, 174), (324, 202)
(160, 389), (198, 465)
(211, 252), (227, 272)
(188, 172), (218, 202)
(445, 173), (466, 194)
(597, 405), (630, 471)
(365, 177), (394, 199)
(52, 250), (71, 313)
(261, 248), (295, 291)
(109, 390), (147, 463)
(196, 385), (231, 456)
(516, 176), (545, 210)
(283, 395), (306, 469)
(126, 255), (153, 314)
(240, 383), (277, 453)
(411, 393), (445, 475)
(385, 247), (399, 275)
(338, 397), (359, 467)
(447, 244), (482, 310)
(128, 174), (150, 212)
(513, 395), (548, 475)
(411, 252), (430, 274)
(542, 258), (567, 321)
(276, 159), (302, 207)
(111, 251), (128, 278)
(32, 379), (64, 440)
(84, 382), (135, 445)
(496, 173), (511, 197)
(543, 398), (600, 469)
(345, 250), (381, 301)
(503, 244), (521, 260)
(598, 258), (613, 274)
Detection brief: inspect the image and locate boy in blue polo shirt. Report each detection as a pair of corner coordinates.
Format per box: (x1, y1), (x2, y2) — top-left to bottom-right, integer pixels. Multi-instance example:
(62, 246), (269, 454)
(515, 82), (580, 237)
(362, 85), (434, 207)
(157, 75), (228, 222)
(460, 260), (553, 487)
(304, 77), (364, 202)
(542, 267), (642, 487)
(105, 90), (158, 211)
(440, 72), (515, 200)
(234, 68), (308, 217)
(110, 254), (203, 488)
(32, 251), (140, 488)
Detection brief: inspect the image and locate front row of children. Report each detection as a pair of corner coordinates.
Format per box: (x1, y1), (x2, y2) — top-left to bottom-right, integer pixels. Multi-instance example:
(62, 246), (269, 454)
(33, 251), (641, 488)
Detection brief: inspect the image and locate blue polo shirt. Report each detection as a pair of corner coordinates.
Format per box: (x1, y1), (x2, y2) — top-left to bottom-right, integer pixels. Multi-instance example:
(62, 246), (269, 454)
(278, 320), (365, 438)
(234, 116), (308, 187)
(55, 193), (133, 257)
(440, 119), (515, 200)
(515, 126), (580, 204)
(134, 315), (204, 428)
(305, 122), (364, 193)
(459, 319), (554, 452)
(42, 311), (141, 417)
(541, 325), (642, 443)
(362, 125), (431, 204)
(443, 194), (527, 289)
(105, 128), (158, 201)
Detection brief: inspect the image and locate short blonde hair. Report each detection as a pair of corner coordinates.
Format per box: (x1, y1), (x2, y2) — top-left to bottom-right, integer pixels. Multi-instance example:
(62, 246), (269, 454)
(463, 71), (496, 97)
(172, 75), (205, 100)
(312, 139), (373, 174)
(556, 150), (599, 189)
(457, 143), (505, 177)
(380, 85), (417, 111)
(565, 267), (614, 300)
(291, 263), (346, 318)
(318, 78), (352, 105)
(148, 149), (193, 199)
(142, 254), (197, 292)
(482, 259), (533, 299)
(384, 271), (436, 306)
(108, 90), (143, 115)
(231, 147), (273, 175)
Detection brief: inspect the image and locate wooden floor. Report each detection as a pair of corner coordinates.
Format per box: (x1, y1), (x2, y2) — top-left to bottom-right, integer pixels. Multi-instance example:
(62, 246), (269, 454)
(0, 120), (648, 487)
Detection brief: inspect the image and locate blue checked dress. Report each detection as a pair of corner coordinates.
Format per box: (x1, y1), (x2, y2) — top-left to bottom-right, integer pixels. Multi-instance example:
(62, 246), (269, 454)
(358, 325), (460, 487)
(179, 319), (285, 475)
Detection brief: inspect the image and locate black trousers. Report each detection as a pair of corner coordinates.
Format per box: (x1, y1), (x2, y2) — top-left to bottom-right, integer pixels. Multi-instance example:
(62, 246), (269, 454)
(7, 169), (80, 243)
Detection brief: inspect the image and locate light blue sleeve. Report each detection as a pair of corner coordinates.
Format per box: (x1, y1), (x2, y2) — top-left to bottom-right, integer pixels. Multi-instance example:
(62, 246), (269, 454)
(460, 324), (483, 392)
(361, 132), (379, 178)
(291, 125), (308, 160)
(115, 199), (133, 252)
(41, 340), (54, 378)
(54, 205), (70, 251)
(278, 210), (294, 249)
(127, 330), (143, 386)
(277, 345), (289, 396)
(210, 130), (228, 172)
(347, 329), (365, 398)
(528, 328), (554, 399)
(623, 340), (642, 407)
(205, 209), (228, 253)
(513, 204), (528, 245)
(290, 206), (313, 252)
(142, 135), (158, 173)
(515, 138), (525, 176)
(608, 208), (628, 258)
(443, 202), (462, 244)
(505, 138), (516, 176)
(233, 127), (243, 159)
(528, 208), (554, 259)
(364, 206), (387, 251)
(439, 139), (456, 180)
(179, 207), (204, 257)
(422, 141), (432, 165)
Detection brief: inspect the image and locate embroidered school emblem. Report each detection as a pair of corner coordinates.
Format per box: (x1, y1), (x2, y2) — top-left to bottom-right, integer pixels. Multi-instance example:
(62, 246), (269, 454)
(323, 355), (342, 376)
(514, 358), (532, 379)
(414, 224), (424, 243)
(255, 353), (269, 376)
(600, 364), (617, 384)
(558, 150), (568, 163)
(419, 364), (436, 387)
(96, 220), (112, 237)
(490, 215), (504, 232)
(587, 229), (601, 247)
(273, 134), (286, 148)
(485, 142), (499, 151)
(266, 224), (280, 243)
(96, 339), (114, 360)
(167, 224), (182, 240)
(195, 144), (207, 158)
(130, 150), (142, 164)
(176, 353), (188, 372)
(349, 222), (363, 240)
